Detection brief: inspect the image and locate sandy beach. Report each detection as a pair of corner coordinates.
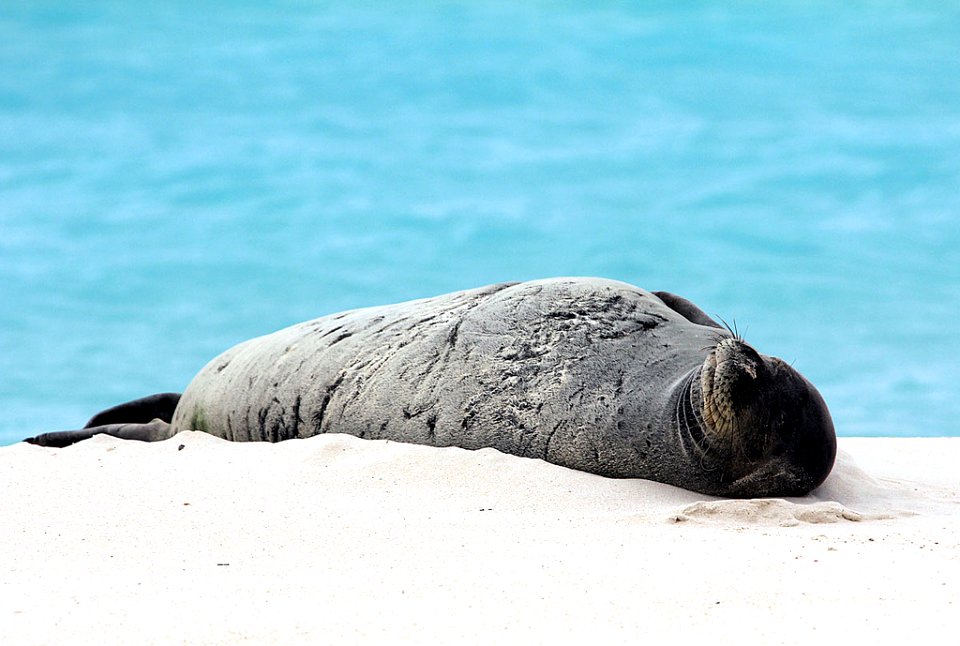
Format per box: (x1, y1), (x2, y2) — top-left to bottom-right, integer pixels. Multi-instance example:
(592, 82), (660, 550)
(1, 433), (957, 645)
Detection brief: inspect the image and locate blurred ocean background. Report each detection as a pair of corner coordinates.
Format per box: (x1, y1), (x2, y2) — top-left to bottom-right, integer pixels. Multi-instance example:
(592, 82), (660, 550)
(1, 1), (958, 445)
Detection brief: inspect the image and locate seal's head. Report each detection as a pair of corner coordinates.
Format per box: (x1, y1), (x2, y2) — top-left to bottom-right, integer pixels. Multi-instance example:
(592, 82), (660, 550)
(691, 337), (836, 497)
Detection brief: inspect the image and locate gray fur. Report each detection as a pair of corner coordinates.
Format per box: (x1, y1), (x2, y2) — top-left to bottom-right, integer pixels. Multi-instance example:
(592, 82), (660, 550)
(28, 278), (837, 497)
(172, 278), (732, 491)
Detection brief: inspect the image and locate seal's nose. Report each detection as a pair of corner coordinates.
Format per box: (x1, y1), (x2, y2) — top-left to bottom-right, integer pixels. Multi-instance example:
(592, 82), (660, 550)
(713, 338), (760, 380)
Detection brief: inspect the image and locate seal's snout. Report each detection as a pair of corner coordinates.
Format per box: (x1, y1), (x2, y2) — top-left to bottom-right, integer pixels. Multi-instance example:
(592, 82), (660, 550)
(699, 338), (764, 441)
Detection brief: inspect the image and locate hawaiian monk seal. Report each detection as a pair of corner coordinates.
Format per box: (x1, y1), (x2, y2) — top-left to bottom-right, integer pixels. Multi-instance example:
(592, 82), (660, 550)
(26, 278), (836, 497)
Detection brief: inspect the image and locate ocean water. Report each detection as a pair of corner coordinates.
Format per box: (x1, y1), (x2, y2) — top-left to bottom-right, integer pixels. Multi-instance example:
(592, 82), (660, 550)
(1, 1), (958, 445)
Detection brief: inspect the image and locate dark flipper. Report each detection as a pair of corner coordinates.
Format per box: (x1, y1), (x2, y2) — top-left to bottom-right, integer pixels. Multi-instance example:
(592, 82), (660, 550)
(84, 392), (181, 428)
(653, 291), (723, 329)
(25, 419), (175, 447)
(25, 393), (182, 447)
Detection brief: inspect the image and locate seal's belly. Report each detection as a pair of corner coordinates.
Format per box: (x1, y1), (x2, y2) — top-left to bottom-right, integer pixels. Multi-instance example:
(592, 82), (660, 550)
(171, 278), (716, 476)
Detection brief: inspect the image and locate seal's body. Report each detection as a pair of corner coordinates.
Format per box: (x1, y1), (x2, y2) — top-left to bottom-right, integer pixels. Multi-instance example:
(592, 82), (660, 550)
(27, 278), (837, 497)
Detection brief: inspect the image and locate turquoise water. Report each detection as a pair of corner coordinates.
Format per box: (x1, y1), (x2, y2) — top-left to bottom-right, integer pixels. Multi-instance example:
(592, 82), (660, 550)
(2, 1), (958, 445)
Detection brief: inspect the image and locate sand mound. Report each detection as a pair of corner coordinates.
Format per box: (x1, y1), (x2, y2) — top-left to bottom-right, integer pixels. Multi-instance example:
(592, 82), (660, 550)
(671, 498), (879, 525)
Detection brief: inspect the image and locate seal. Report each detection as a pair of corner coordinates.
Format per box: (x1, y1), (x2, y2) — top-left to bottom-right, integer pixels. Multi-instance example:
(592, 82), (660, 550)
(26, 278), (836, 497)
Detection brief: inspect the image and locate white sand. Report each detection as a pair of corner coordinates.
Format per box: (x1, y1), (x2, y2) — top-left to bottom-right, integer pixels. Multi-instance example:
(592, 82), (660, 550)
(1, 434), (957, 645)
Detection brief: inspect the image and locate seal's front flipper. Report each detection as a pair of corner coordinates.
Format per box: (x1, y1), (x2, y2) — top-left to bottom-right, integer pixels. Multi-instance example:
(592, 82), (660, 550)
(654, 291), (723, 329)
(25, 419), (174, 448)
(84, 392), (181, 428)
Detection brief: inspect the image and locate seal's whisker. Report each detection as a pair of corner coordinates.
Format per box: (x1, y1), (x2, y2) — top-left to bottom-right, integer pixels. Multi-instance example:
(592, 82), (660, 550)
(674, 376), (692, 462)
(677, 373), (700, 456)
(675, 369), (718, 472)
(716, 316), (747, 343)
(718, 316), (733, 337)
(687, 368), (723, 472)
